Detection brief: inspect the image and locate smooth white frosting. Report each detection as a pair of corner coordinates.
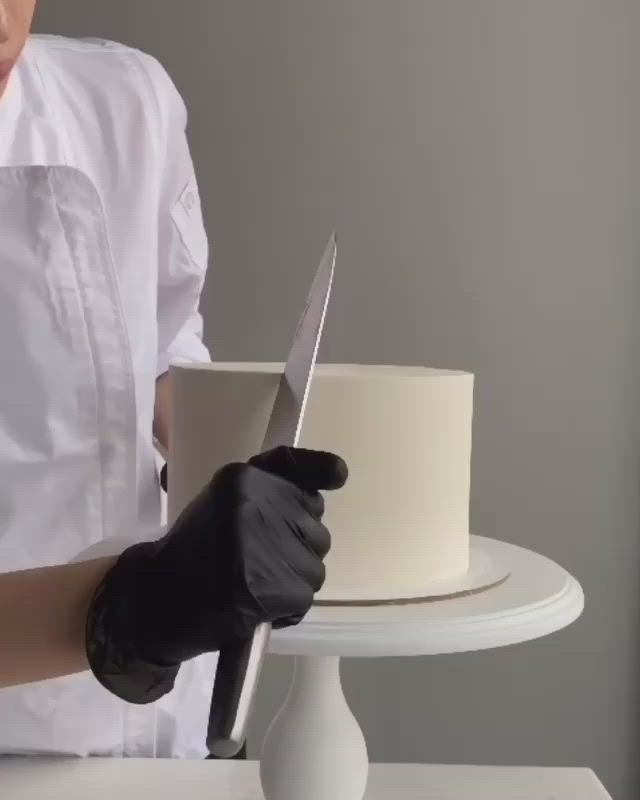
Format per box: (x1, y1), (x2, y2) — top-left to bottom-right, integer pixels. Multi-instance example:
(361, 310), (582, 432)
(169, 363), (473, 602)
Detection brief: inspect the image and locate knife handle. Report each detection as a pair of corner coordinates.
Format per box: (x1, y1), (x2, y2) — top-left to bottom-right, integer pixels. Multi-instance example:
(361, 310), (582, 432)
(207, 622), (272, 758)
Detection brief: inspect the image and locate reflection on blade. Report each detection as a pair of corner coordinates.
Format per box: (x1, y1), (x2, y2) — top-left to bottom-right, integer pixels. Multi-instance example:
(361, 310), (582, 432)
(262, 234), (336, 451)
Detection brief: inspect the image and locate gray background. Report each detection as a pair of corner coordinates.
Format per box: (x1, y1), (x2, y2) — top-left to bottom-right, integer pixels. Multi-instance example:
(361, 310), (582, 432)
(35, 2), (640, 798)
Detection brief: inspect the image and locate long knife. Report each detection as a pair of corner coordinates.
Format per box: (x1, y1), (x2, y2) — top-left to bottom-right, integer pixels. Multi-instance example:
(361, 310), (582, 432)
(207, 233), (337, 758)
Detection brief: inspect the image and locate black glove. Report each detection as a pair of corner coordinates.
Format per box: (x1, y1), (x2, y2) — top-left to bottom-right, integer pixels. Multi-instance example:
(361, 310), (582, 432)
(159, 463), (167, 492)
(86, 446), (347, 704)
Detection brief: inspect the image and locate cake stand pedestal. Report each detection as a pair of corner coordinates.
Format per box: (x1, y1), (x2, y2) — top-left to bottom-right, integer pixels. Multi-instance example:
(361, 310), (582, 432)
(259, 536), (584, 800)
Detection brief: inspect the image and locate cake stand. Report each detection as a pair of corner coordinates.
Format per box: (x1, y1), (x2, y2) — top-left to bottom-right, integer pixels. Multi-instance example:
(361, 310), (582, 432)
(259, 536), (584, 800)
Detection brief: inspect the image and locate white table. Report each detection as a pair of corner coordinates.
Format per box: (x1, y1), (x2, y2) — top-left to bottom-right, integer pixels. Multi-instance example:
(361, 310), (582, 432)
(0, 759), (612, 799)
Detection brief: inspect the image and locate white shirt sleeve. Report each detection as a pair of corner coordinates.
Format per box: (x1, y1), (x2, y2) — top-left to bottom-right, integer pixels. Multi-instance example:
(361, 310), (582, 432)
(133, 51), (211, 377)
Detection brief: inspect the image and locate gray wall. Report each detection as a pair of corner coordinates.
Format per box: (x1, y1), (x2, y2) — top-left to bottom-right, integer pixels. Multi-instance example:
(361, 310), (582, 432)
(35, 3), (640, 798)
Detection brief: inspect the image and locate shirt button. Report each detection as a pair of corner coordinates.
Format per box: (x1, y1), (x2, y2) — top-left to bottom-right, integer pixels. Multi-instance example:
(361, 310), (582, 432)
(184, 191), (196, 211)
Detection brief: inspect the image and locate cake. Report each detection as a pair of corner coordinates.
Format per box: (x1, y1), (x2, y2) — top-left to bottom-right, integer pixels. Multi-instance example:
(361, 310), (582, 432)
(168, 363), (474, 602)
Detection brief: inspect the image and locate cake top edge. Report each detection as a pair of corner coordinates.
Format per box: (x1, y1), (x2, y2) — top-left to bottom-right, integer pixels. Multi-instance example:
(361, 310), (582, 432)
(170, 362), (473, 379)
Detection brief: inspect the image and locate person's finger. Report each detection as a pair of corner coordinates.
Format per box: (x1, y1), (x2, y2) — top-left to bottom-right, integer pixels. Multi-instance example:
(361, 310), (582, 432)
(249, 446), (348, 491)
(300, 517), (331, 560)
(289, 540), (326, 591)
(300, 490), (325, 521)
(272, 612), (305, 630)
(246, 569), (316, 624)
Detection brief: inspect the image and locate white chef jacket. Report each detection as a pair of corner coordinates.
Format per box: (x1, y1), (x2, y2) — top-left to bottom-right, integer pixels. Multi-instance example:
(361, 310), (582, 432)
(0, 34), (218, 757)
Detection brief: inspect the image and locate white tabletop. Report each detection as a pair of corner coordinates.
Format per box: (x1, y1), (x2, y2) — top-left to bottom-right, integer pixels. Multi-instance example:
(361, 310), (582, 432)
(0, 759), (612, 800)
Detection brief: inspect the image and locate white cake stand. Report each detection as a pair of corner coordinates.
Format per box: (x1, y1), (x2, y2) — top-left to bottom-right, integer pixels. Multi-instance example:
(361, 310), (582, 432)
(259, 536), (584, 800)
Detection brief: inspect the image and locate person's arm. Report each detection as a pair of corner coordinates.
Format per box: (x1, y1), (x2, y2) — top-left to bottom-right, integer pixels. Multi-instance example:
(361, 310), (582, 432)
(0, 448), (346, 702)
(136, 52), (211, 455)
(0, 558), (116, 689)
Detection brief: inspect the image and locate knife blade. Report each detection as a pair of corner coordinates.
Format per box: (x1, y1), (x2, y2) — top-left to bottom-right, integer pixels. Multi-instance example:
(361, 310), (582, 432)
(207, 233), (337, 758)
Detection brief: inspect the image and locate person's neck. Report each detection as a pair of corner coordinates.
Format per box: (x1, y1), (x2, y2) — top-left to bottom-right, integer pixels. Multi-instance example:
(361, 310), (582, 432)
(0, 76), (7, 100)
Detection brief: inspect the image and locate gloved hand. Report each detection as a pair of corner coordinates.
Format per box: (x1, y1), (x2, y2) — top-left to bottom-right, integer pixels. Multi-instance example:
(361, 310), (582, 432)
(86, 446), (347, 704)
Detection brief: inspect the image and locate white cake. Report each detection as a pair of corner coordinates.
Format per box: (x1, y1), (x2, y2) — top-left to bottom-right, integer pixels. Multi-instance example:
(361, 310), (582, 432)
(168, 363), (474, 602)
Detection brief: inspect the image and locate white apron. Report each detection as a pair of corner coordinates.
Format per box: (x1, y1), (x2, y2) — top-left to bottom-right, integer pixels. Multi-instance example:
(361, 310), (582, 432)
(0, 165), (215, 757)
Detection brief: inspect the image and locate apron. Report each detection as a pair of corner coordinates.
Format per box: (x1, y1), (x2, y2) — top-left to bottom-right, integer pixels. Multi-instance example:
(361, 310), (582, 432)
(0, 165), (152, 755)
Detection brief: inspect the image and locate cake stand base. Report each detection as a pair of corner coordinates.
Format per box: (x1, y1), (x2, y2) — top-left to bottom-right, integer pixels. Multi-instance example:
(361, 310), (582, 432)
(260, 657), (367, 800)
(259, 537), (584, 800)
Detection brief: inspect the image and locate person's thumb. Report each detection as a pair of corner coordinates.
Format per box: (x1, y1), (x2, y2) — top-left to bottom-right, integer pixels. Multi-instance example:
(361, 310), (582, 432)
(249, 446), (348, 492)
